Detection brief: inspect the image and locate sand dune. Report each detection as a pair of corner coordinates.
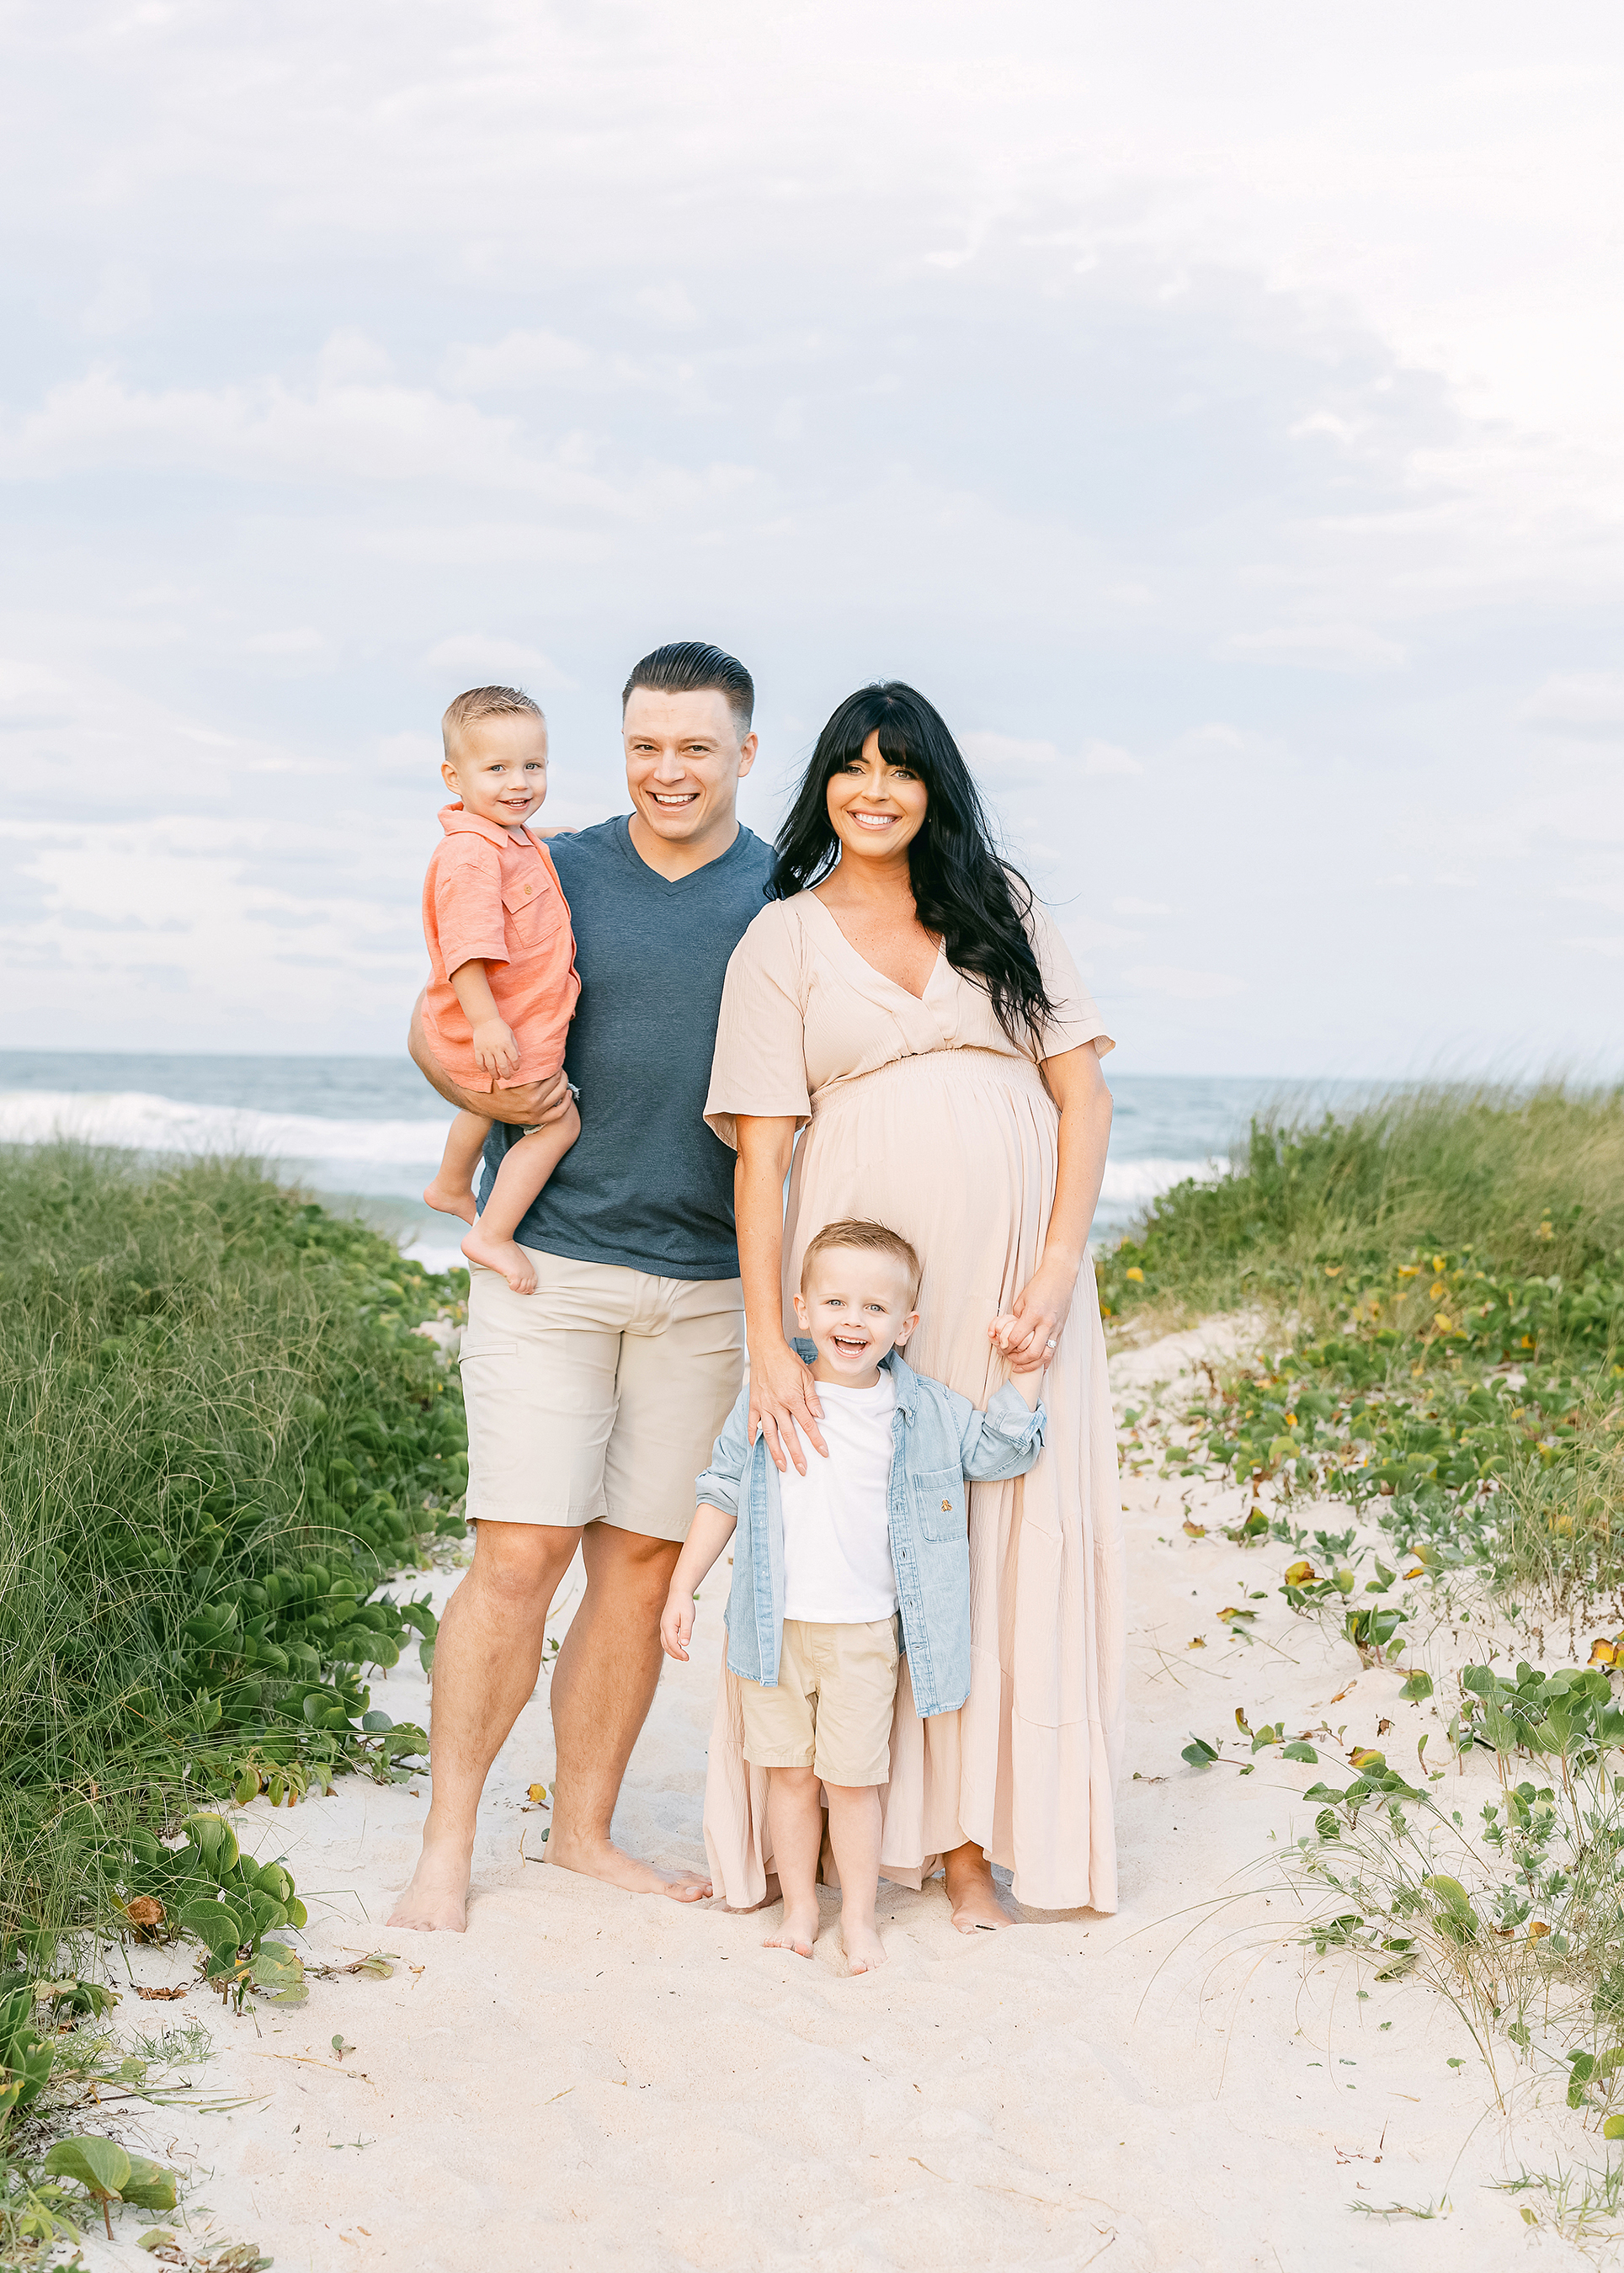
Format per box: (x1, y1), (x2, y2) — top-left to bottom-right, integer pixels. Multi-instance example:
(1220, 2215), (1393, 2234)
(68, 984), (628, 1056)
(100, 1324), (1584, 2272)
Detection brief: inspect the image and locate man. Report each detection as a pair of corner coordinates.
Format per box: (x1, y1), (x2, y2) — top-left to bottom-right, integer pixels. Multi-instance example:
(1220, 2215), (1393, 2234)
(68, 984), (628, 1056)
(391, 640), (774, 1930)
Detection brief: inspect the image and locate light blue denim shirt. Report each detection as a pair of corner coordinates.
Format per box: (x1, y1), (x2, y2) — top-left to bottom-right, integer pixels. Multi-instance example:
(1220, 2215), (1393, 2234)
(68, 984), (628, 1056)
(694, 1339), (1046, 1720)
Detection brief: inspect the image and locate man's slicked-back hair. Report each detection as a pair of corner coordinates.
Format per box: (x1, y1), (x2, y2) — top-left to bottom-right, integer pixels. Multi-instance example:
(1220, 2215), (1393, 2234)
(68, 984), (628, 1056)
(441, 684), (545, 759)
(800, 1218), (922, 1302)
(621, 641), (754, 734)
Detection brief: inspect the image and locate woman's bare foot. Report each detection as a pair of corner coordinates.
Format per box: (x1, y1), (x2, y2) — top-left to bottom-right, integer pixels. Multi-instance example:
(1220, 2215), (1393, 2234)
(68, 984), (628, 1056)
(945, 1844), (1020, 1932)
(461, 1224), (538, 1293)
(546, 1827), (711, 1902)
(423, 1175), (477, 1224)
(764, 1898), (820, 1958)
(842, 1919), (887, 1973)
(387, 1829), (473, 1933)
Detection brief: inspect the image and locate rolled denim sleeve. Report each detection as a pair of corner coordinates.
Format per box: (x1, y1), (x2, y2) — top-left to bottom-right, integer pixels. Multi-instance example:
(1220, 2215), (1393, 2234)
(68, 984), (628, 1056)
(695, 1385), (754, 1516)
(957, 1381), (1047, 1483)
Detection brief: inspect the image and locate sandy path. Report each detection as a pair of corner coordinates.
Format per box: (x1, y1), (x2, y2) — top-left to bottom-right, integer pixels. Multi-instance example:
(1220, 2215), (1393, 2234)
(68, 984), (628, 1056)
(96, 1325), (1584, 2272)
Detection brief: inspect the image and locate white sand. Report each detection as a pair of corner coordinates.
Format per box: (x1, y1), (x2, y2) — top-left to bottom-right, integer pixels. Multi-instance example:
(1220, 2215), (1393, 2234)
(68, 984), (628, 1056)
(91, 1323), (1592, 2271)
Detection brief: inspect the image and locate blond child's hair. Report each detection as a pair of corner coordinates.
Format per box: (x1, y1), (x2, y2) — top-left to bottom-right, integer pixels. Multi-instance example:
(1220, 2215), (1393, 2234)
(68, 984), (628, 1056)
(441, 684), (545, 760)
(799, 1218), (922, 1302)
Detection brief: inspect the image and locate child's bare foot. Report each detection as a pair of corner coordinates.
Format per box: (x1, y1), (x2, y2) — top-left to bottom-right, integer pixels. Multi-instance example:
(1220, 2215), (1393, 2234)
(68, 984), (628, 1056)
(764, 1898), (820, 1958)
(461, 1225), (537, 1293)
(423, 1175), (477, 1224)
(841, 1919), (887, 1974)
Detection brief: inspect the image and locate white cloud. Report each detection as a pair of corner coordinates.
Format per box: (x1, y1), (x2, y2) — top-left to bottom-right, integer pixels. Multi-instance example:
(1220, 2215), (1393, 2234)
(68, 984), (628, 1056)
(1113, 897), (1170, 916)
(444, 329), (594, 393)
(960, 732), (1142, 778)
(243, 627), (326, 657)
(420, 636), (576, 689)
(1122, 964), (1246, 1001)
(1520, 673), (1624, 740)
(376, 732), (444, 775)
(1219, 623), (1407, 672)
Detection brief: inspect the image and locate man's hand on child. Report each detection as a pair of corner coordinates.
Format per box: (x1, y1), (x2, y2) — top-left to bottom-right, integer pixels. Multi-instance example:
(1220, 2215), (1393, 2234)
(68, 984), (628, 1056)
(472, 1017), (520, 1078)
(659, 1589), (695, 1663)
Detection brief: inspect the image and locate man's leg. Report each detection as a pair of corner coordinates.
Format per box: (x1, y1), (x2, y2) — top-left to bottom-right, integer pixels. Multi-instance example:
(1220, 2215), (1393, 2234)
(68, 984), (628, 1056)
(388, 1518), (580, 1931)
(546, 1521), (713, 1900)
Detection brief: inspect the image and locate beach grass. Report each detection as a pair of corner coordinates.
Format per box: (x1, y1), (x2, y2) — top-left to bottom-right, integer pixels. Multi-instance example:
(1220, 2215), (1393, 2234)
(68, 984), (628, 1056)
(1098, 1082), (1624, 1618)
(0, 1145), (468, 1966)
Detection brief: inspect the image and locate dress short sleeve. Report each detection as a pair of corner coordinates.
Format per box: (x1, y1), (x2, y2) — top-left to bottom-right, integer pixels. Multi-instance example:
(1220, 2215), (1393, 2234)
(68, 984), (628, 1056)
(704, 902), (814, 1148)
(1027, 899), (1115, 1062)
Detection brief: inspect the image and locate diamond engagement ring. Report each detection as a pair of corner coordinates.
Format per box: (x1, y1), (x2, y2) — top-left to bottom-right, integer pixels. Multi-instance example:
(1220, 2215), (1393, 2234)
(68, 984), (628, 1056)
(1045, 1336), (1058, 1349)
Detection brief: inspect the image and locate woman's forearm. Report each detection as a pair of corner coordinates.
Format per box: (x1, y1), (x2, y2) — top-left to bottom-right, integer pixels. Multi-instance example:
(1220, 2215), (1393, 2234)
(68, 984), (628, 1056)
(1041, 1047), (1113, 1275)
(733, 1116), (797, 1353)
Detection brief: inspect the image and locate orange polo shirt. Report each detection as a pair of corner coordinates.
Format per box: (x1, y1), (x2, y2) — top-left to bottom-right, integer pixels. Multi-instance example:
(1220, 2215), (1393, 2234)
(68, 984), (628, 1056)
(420, 802), (580, 1094)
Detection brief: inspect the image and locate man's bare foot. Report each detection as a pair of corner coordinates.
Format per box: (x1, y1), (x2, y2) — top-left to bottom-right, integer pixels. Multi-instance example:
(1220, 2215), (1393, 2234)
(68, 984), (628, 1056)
(387, 1834), (472, 1933)
(945, 1849), (1020, 1933)
(546, 1829), (711, 1902)
(423, 1176), (477, 1224)
(841, 1919), (887, 1973)
(764, 1898), (820, 1958)
(461, 1225), (538, 1293)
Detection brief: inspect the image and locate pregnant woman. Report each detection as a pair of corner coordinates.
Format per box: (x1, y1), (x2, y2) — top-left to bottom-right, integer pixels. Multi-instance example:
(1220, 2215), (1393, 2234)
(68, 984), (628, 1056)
(701, 682), (1123, 1926)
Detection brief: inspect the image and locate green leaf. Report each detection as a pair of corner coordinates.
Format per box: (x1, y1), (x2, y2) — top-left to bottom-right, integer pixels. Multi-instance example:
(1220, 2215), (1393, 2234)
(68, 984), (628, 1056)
(251, 1941), (306, 2002)
(1604, 2115), (1624, 2141)
(1180, 1736), (1218, 1768)
(44, 2134), (132, 2199)
(120, 2157), (179, 2214)
(1281, 1741), (1318, 1763)
(181, 1811), (239, 1875)
(178, 1900), (242, 1960)
(1399, 1670), (1434, 1702)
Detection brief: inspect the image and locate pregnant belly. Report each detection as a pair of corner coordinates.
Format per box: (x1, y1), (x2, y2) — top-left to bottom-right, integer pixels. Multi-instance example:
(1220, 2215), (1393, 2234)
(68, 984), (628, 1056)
(785, 1050), (1057, 1397)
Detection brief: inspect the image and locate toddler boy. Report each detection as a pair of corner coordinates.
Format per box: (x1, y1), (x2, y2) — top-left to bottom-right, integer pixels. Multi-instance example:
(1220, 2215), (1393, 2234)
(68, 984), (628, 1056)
(660, 1219), (1046, 1973)
(418, 684), (581, 1293)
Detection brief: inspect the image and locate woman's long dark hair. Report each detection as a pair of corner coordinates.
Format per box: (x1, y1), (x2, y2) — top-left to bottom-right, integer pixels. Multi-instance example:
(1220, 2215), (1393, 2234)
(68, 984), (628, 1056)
(769, 682), (1056, 1051)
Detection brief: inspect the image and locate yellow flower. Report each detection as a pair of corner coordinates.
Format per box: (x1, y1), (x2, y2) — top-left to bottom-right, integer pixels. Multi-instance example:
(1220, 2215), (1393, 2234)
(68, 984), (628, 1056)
(1435, 1313), (1453, 1333)
(1125, 1266), (1145, 1283)
(1431, 1254), (1446, 1272)
(1398, 1264), (1419, 1279)
(1323, 1264), (1342, 1277)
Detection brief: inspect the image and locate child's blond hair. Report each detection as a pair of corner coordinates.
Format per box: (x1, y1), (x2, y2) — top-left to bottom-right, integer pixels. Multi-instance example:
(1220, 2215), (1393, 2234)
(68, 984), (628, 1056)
(799, 1218), (921, 1302)
(441, 684), (545, 759)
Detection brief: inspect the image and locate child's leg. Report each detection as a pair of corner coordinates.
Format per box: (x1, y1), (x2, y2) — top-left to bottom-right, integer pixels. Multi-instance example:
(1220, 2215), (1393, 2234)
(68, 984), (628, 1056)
(423, 1110), (493, 1224)
(824, 1784), (886, 1972)
(460, 1095), (581, 1296)
(760, 1765), (823, 1959)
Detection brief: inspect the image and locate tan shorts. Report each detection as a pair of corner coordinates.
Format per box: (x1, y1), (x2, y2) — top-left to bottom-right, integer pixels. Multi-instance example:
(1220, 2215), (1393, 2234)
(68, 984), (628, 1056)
(738, 1617), (900, 1787)
(459, 1251), (744, 1544)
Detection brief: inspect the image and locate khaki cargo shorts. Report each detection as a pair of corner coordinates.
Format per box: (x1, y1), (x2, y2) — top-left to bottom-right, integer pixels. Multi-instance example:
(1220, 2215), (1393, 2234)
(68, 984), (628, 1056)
(459, 1251), (744, 1544)
(738, 1617), (901, 1787)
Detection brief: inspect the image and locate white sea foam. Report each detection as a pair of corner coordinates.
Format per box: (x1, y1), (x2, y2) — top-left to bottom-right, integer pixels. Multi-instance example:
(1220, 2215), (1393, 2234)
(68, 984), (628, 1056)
(1098, 1155), (1222, 1204)
(0, 1089), (452, 1172)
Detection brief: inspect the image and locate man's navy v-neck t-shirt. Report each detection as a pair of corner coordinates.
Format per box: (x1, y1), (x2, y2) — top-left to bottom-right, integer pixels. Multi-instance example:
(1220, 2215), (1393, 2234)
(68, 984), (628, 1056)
(479, 815), (775, 1280)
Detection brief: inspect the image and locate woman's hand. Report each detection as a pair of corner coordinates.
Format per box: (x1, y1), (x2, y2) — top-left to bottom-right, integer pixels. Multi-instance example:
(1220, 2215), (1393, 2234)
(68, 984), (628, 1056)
(748, 1338), (828, 1475)
(990, 1254), (1081, 1373)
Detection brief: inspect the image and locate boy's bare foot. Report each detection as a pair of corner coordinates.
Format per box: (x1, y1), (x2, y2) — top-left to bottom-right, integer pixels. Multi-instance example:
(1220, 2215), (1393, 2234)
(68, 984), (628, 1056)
(546, 1828), (711, 1903)
(841, 1920), (887, 1973)
(461, 1224), (538, 1293)
(764, 1898), (820, 1958)
(423, 1176), (477, 1224)
(387, 1830), (473, 1933)
(945, 1847), (1020, 1932)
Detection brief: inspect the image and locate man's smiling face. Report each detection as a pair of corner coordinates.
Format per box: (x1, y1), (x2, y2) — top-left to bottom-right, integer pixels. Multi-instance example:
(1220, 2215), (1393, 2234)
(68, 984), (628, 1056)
(622, 686), (758, 849)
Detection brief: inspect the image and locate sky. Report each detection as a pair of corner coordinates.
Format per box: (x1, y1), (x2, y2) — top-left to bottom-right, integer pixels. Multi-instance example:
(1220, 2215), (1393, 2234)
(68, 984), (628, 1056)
(2, 0), (1621, 1077)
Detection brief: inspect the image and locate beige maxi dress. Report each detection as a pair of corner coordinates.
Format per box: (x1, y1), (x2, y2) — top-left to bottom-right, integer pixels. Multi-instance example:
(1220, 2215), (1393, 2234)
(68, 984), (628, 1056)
(700, 892), (1125, 1914)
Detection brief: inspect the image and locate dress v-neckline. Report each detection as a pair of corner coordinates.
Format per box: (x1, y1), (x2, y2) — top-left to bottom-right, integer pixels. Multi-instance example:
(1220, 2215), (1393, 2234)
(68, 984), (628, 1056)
(803, 890), (945, 1004)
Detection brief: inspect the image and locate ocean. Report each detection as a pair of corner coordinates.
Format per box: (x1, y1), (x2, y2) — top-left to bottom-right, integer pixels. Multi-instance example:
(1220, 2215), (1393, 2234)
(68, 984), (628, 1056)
(0, 1052), (1339, 1274)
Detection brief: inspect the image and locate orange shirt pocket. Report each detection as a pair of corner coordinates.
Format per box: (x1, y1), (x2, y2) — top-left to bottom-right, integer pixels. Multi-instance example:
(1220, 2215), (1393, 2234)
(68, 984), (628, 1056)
(502, 868), (563, 952)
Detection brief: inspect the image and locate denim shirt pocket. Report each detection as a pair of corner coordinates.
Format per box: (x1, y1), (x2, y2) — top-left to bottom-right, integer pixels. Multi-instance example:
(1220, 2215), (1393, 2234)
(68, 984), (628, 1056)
(912, 1465), (966, 1542)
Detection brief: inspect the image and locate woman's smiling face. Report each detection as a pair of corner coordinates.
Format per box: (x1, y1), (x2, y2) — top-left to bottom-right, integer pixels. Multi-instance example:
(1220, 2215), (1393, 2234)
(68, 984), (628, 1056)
(824, 727), (929, 865)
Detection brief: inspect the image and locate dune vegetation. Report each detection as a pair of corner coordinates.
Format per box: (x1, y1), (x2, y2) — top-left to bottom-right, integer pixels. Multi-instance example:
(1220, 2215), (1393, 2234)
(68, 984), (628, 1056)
(0, 1147), (470, 1964)
(1096, 1082), (1624, 1623)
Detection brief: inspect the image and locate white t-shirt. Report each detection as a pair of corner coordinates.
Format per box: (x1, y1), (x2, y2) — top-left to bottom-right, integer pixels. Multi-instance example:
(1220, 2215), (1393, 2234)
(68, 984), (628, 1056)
(780, 1374), (898, 1623)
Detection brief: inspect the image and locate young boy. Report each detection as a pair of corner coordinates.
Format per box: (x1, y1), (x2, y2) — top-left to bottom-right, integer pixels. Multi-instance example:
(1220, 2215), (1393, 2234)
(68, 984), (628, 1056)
(660, 1219), (1046, 1974)
(418, 684), (582, 1295)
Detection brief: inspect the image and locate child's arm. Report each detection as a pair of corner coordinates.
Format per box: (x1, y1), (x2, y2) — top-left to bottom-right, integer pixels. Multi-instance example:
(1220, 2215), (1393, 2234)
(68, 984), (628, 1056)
(448, 959), (520, 1081)
(955, 1374), (1048, 1483)
(660, 1504), (737, 1662)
